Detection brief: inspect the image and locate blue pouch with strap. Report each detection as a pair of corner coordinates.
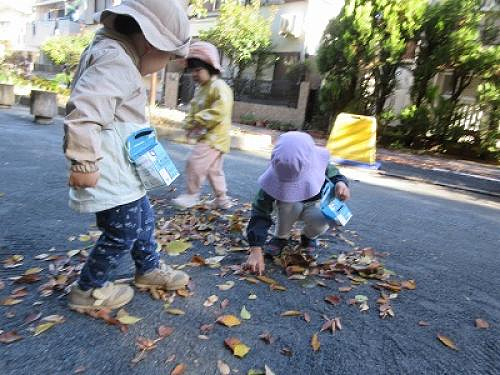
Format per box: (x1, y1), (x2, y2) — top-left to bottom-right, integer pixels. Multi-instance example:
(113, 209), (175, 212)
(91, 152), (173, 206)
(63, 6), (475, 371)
(320, 177), (352, 226)
(125, 127), (179, 191)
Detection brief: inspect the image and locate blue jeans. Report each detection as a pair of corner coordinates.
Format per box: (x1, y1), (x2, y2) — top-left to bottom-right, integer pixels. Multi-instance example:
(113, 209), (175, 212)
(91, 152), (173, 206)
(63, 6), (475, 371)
(78, 196), (159, 291)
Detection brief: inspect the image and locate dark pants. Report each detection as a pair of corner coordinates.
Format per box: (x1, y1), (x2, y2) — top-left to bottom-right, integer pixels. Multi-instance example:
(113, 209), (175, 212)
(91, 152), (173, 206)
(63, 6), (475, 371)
(78, 196), (159, 291)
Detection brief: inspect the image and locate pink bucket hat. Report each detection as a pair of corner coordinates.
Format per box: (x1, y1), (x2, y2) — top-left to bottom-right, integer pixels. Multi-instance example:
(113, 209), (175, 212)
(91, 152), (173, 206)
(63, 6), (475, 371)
(258, 132), (330, 202)
(187, 41), (223, 72)
(97, 0), (191, 57)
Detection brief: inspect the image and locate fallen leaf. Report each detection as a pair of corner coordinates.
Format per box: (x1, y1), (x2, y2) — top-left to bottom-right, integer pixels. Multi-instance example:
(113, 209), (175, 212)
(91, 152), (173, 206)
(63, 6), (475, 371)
(280, 347), (293, 357)
(68, 236), (76, 241)
(234, 343), (250, 358)
(270, 284), (287, 292)
(325, 295), (341, 306)
(359, 302), (369, 312)
(67, 249), (81, 258)
(34, 322), (56, 336)
(78, 234), (91, 242)
(303, 312), (311, 323)
(217, 359), (231, 375)
(280, 310), (302, 317)
(220, 298), (230, 310)
(265, 365), (276, 375)
(0, 280), (4, 290)
(158, 325), (174, 337)
(73, 366), (86, 374)
(34, 254), (50, 260)
(198, 334), (209, 340)
(418, 320), (430, 327)
(131, 349), (147, 364)
(165, 354), (176, 363)
(217, 281), (235, 291)
(171, 363), (187, 375)
(1, 297), (23, 306)
(339, 286), (353, 293)
(248, 293), (257, 300)
(354, 295), (368, 303)
(3, 255), (24, 268)
(475, 319), (489, 329)
(311, 333), (320, 352)
(437, 334), (458, 351)
(321, 319), (335, 334)
(190, 255), (206, 266)
(217, 315), (241, 327)
(176, 289), (191, 297)
(136, 337), (157, 351)
(116, 309), (142, 325)
(203, 295), (219, 307)
(42, 315), (65, 324)
(0, 331), (22, 344)
(14, 274), (41, 284)
(240, 305), (251, 320)
(256, 275), (278, 285)
(10, 287), (28, 298)
(166, 308), (185, 316)
(200, 323), (214, 335)
(24, 311), (42, 325)
(334, 317), (342, 330)
(259, 331), (276, 345)
(244, 277), (259, 284)
(166, 240), (192, 256)
(401, 280), (416, 290)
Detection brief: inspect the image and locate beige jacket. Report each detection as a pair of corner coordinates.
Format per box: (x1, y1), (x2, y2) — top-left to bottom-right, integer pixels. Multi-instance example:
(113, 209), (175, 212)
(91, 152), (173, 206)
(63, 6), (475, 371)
(64, 28), (147, 173)
(64, 29), (148, 213)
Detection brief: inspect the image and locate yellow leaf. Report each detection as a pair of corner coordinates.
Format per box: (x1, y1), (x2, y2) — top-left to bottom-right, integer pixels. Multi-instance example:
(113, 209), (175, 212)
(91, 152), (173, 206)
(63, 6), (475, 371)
(280, 310), (302, 317)
(437, 334), (458, 351)
(165, 240), (192, 256)
(34, 322), (55, 336)
(233, 343), (250, 358)
(256, 275), (278, 285)
(217, 315), (241, 327)
(311, 333), (320, 352)
(166, 308), (185, 316)
(78, 234), (91, 242)
(1, 298), (23, 306)
(24, 267), (43, 275)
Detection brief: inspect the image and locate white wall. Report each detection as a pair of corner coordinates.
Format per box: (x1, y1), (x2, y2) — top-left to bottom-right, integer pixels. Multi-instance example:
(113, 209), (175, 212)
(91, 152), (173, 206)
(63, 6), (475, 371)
(0, 2), (35, 51)
(304, 0), (343, 56)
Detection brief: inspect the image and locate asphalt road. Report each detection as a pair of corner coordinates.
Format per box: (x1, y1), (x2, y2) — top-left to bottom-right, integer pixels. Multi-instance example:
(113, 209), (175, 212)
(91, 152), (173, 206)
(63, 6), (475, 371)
(0, 107), (499, 375)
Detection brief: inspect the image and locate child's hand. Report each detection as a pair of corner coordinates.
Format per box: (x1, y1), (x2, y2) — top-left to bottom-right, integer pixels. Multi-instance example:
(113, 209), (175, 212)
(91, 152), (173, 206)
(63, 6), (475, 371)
(335, 181), (350, 201)
(69, 171), (100, 188)
(243, 247), (265, 275)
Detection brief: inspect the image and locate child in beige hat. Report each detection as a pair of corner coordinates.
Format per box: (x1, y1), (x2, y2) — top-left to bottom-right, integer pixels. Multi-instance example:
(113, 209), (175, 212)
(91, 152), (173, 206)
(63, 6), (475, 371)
(172, 41), (234, 210)
(65, 0), (192, 311)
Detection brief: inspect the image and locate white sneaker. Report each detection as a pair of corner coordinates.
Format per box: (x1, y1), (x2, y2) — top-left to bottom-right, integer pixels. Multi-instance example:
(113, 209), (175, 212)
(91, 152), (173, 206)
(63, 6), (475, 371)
(209, 196), (233, 210)
(172, 193), (200, 209)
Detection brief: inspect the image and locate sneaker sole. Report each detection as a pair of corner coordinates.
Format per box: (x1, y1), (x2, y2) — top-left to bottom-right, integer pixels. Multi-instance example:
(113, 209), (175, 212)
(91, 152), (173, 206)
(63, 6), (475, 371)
(68, 296), (133, 312)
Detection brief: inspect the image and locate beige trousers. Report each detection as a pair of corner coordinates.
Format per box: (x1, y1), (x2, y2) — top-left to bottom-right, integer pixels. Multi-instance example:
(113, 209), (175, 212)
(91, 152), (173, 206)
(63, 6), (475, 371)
(186, 143), (227, 197)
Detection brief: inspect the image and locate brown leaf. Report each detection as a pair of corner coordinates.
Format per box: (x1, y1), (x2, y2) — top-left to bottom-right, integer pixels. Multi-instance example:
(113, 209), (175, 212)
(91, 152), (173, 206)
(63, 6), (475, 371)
(0, 331), (23, 344)
(303, 312), (311, 323)
(10, 287), (28, 298)
(200, 323), (214, 335)
(0, 280), (4, 290)
(325, 295), (341, 306)
(190, 255), (206, 266)
(24, 311), (42, 325)
(437, 334), (458, 351)
(1, 297), (23, 306)
(176, 289), (191, 297)
(220, 298), (230, 310)
(171, 363), (187, 375)
(311, 333), (320, 352)
(224, 337), (240, 351)
(131, 349), (147, 364)
(74, 366), (86, 374)
(14, 274), (41, 284)
(321, 319), (335, 333)
(401, 280), (416, 290)
(217, 315), (241, 327)
(418, 320), (430, 327)
(136, 337), (158, 351)
(256, 275), (278, 285)
(270, 284), (287, 292)
(339, 286), (353, 293)
(280, 310), (303, 317)
(259, 331), (276, 345)
(158, 325), (174, 338)
(475, 319), (489, 329)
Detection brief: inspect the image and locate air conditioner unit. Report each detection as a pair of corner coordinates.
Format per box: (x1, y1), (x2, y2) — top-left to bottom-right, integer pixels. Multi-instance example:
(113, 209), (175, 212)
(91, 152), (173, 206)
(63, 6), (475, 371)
(279, 14), (302, 38)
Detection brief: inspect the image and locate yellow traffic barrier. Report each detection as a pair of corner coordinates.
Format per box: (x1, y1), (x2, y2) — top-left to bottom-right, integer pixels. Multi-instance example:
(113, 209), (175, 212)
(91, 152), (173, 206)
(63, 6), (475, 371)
(326, 113), (380, 168)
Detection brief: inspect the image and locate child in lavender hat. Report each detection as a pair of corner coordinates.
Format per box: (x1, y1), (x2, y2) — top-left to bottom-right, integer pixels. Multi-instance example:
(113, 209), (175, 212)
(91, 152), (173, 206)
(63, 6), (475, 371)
(243, 132), (351, 275)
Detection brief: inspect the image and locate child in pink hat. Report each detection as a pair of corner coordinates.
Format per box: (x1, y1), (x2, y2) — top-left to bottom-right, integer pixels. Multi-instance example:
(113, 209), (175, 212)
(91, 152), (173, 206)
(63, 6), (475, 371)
(173, 41), (234, 210)
(243, 132), (351, 275)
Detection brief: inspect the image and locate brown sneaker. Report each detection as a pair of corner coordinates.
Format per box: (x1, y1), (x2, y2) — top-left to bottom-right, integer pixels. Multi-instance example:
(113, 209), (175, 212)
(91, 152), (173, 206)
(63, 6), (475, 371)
(68, 282), (134, 312)
(134, 265), (189, 290)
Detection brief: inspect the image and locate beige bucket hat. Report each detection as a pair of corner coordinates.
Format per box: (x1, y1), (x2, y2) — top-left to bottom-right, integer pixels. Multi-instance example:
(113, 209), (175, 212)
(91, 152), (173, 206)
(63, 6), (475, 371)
(187, 41), (223, 72)
(96, 0), (191, 57)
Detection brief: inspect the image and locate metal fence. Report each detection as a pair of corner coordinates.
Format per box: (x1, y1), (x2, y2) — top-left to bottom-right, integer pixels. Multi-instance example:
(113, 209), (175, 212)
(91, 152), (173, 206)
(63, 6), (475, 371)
(178, 75), (301, 108)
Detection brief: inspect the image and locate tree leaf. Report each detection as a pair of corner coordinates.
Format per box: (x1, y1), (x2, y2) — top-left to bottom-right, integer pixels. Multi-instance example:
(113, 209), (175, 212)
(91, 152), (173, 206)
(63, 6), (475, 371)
(203, 295), (219, 307)
(437, 334), (458, 351)
(234, 343), (250, 358)
(117, 313), (142, 325)
(325, 295), (342, 305)
(311, 333), (320, 352)
(0, 331), (23, 344)
(475, 319), (489, 329)
(34, 322), (56, 336)
(165, 240), (192, 256)
(217, 315), (241, 327)
(240, 305), (251, 320)
(217, 360), (231, 375)
(217, 281), (235, 291)
(166, 308), (185, 316)
(190, 255), (206, 266)
(171, 363), (187, 375)
(158, 325), (174, 337)
(280, 310), (302, 317)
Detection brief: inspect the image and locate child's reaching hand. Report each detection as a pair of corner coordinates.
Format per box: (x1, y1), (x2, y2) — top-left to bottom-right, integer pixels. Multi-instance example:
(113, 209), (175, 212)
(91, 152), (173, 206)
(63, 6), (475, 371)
(335, 181), (350, 201)
(69, 171), (100, 188)
(243, 247), (265, 275)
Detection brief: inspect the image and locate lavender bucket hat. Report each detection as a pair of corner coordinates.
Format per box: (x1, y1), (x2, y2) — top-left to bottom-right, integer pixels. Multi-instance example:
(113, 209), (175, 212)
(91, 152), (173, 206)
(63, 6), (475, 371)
(258, 132), (330, 202)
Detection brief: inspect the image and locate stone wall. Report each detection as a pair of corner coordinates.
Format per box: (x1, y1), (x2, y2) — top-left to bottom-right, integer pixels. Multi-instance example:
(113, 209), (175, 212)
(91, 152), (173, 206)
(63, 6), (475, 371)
(232, 82), (310, 128)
